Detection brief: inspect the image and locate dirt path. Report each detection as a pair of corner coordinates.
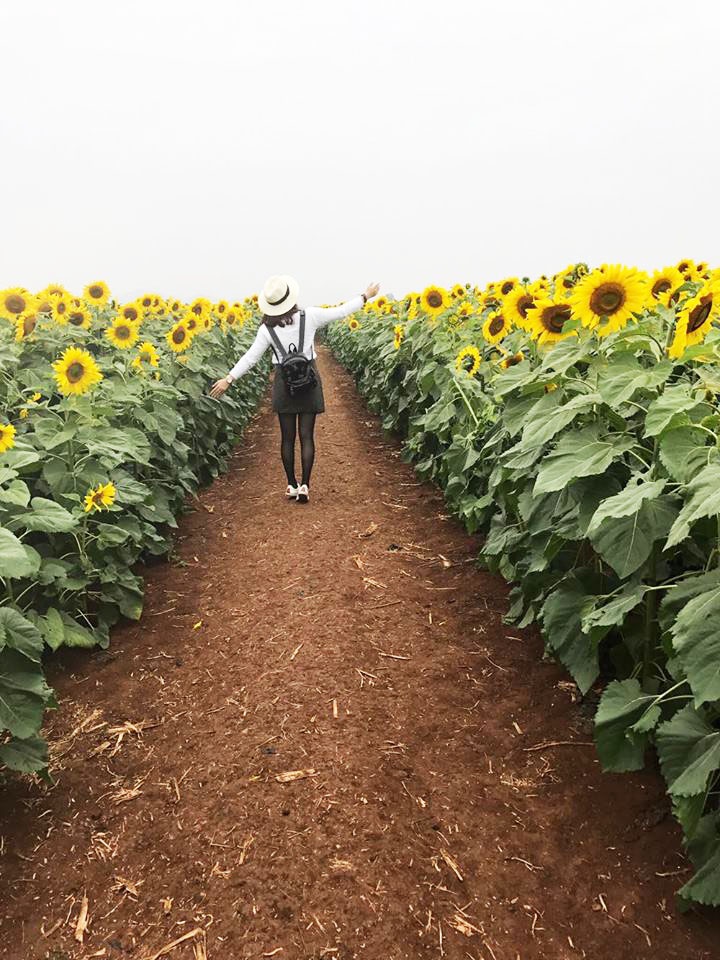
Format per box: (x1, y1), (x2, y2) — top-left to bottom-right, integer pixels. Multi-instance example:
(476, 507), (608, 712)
(1, 349), (719, 960)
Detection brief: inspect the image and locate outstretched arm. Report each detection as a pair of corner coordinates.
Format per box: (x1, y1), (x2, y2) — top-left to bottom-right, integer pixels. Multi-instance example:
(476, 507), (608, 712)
(310, 282), (381, 330)
(209, 325), (269, 399)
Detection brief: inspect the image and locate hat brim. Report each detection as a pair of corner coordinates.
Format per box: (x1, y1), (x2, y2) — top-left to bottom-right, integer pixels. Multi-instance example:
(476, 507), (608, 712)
(258, 275), (300, 316)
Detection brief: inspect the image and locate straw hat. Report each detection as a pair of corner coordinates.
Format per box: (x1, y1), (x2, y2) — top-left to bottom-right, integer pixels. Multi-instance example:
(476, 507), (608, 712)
(258, 275), (300, 316)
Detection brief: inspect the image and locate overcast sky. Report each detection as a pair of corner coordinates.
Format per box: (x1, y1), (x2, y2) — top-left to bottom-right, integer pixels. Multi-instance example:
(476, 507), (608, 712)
(2, 1), (718, 305)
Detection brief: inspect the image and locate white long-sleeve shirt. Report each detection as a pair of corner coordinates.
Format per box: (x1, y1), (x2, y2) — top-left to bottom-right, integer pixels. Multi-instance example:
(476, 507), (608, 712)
(226, 296), (364, 382)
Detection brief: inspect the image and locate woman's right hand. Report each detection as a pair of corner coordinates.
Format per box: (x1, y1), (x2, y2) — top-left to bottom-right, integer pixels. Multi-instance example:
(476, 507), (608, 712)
(209, 377), (231, 399)
(364, 281), (381, 301)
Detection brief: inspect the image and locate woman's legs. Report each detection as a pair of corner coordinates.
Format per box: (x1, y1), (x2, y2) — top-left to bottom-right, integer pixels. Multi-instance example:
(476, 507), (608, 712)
(278, 413), (298, 486)
(298, 413), (317, 486)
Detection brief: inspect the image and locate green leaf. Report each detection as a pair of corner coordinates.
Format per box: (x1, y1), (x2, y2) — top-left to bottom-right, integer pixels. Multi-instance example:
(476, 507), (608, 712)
(589, 494), (677, 579)
(0, 479), (30, 507)
(519, 392), (600, 449)
(665, 463), (720, 549)
(0, 649), (54, 738)
(40, 608), (67, 652)
(540, 577), (602, 693)
(671, 583), (720, 705)
(656, 705), (720, 798)
(597, 354), (672, 409)
(0, 608), (43, 662)
(79, 426), (152, 465)
(14, 497), (77, 533)
(0, 737), (48, 773)
(659, 426), (715, 483)
(534, 427), (632, 494)
(581, 582), (649, 632)
(678, 813), (720, 905)
(594, 679), (656, 772)
(586, 478), (666, 535)
(644, 384), (703, 437)
(0, 734), (48, 774)
(0, 527), (41, 579)
(0, 467), (18, 486)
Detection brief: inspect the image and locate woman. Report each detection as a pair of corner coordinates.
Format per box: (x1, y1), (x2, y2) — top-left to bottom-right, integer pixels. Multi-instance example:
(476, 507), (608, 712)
(210, 275), (380, 503)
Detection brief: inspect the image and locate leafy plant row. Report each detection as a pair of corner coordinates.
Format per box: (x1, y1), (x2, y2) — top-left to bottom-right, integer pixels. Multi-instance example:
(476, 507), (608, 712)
(0, 286), (268, 776)
(326, 264), (720, 906)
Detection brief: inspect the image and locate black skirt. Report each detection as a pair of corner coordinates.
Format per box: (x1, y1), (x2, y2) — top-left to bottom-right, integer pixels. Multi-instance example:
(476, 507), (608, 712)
(272, 359), (326, 415)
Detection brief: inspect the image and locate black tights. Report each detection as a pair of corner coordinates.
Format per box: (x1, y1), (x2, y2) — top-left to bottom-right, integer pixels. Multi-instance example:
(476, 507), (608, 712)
(278, 413), (316, 487)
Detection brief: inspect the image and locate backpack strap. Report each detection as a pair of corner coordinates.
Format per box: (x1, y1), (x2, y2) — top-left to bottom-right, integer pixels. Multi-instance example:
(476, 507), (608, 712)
(298, 310), (306, 355)
(265, 323), (287, 362)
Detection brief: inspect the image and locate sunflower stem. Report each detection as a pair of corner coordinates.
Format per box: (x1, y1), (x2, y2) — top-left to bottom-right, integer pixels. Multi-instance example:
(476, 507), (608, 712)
(452, 378), (480, 428)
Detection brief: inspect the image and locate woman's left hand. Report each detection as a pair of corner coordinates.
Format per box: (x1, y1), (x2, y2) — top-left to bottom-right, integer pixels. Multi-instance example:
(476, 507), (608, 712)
(209, 377), (231, 399)
(364, 281), (381, 300)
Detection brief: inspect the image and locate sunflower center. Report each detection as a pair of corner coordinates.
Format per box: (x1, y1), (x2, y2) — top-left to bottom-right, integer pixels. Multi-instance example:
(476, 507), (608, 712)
(489, 315), (505, 336)
(172, 327), (186, 344)
(542, 304), (572, 333)
(116, 324), (131, 340)
(89, 285), (104, 299)
(589, 282), (626, 317)
(66, 361), (86, 383)
(23, 315), (37, 336)
(505, 354), (522, 368)
(5, 294), (26, 314)
(687, 296), (713, 332)
(142, 298), (152, 308)
(652, 279), (671, 298)
(124, 308), (139, 321)
(37, 300), (52, 314)
(501, 281), (514, 296)
(191, 304), (203, 315)
(56, 301), (68, 314)
(427, 291), (443, 308)
(69, 311), (85, 325)
(517, 295), (533, 318)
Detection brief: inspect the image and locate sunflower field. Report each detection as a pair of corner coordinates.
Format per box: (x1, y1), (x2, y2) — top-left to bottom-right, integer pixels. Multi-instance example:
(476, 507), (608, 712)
(326, 261), (720, 906)
(0, 284), (267, 776)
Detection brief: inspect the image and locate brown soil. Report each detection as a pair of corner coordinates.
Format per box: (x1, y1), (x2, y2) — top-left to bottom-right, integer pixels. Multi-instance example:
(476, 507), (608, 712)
(1, 349), (719, 960)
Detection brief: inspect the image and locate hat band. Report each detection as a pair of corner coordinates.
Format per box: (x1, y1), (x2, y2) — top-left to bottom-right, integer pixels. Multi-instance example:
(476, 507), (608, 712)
(266, 284), (290, 307)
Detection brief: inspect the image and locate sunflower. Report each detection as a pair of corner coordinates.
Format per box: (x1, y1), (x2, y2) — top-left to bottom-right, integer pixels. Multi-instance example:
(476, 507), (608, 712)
(132, 341), (160, 370)
(40, 283), (69, 299)
(106, 317), (140, 349)
(393, 323), (405, 350)
(452, 283), (466, 298)
(569, 264), (648, 336)
(647, 267), (684, 307)
(166, 320), (192, 352)
(84, 481), (117, 514)
(184, 314), (200, 335)
(668, 280), (720, 359)
(118, 302), (142, 324)
(66, 305), (92, 329)
(0, 288), (36, 320)
(215, 300), (229, 316)
(498, 277), (519, 298)
(189, 297), (211, 318)
(15, 314), (37, 340)
(502, 286), (535, 329)
(482, 310), (512, 344)
(499, 352), (525, 369)
(455, 345), (481, 377)
(454, 301), (475, 320)
(525, 296), (576, 345)
(676, 259), (695, 277)
(83, 280), (110, 306)
(138, 293), (156, 313)
(52, 347), (103, 396)
(222, 310), (239, 330)
(421, 285), (450, 316)
(167, 298), (184, 315)
(51, 293), (71, 324)
(0, 422), (16, 454)
(35, 295), (54, 316)
(529, 278), (550, 298)
(348, 317), (361, 331)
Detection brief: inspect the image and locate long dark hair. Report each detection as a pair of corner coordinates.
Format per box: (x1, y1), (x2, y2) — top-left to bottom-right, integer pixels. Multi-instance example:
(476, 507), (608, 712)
(263, 305), (298, 328)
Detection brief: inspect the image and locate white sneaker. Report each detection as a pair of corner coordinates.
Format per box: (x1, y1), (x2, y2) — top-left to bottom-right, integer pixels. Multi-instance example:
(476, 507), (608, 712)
(286, 484), (298, 500)
(296, 483), (309, 503)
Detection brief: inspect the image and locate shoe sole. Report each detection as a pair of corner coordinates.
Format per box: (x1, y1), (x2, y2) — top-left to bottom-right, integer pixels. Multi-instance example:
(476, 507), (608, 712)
(297, 492), (309, 503)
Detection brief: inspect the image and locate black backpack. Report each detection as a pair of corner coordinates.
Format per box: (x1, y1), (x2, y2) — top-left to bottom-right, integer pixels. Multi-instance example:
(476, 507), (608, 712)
(266, 311), (318, 396)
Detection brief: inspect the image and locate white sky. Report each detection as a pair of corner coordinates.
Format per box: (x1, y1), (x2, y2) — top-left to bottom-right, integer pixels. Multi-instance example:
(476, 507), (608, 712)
(2, 1), (718, 305)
